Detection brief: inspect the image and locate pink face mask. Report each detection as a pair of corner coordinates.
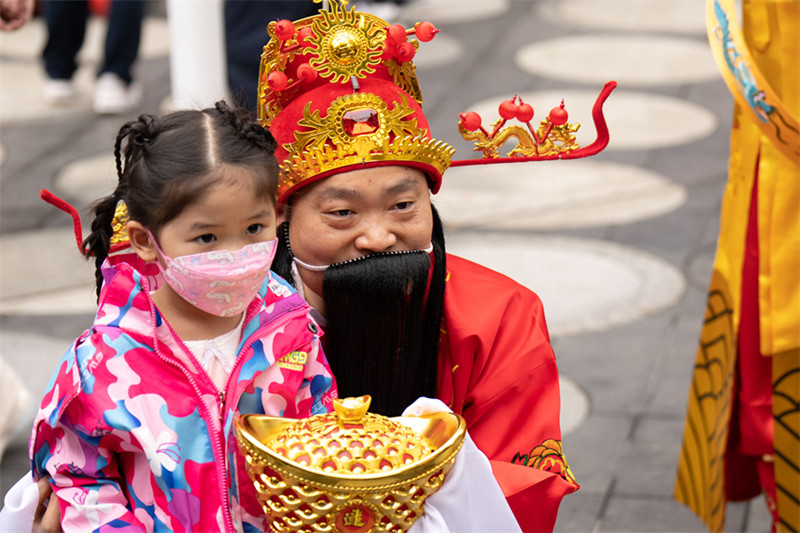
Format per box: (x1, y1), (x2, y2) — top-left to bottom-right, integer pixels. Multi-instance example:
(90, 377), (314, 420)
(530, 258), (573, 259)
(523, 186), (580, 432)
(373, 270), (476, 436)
(148, 232), (277, 317)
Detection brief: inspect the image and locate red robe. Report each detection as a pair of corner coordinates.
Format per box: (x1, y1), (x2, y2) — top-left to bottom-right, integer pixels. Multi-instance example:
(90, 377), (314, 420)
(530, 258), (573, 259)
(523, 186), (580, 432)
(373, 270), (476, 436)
(437, 254), (579, 532)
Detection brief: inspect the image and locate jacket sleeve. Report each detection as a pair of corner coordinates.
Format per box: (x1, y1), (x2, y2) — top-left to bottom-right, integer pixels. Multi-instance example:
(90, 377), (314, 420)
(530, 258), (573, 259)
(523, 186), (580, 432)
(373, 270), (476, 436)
(444, 267), (579, 532)
(30, 352), (147, 533)
(472, 358), (579, 533)
(297, 318), (336, 416)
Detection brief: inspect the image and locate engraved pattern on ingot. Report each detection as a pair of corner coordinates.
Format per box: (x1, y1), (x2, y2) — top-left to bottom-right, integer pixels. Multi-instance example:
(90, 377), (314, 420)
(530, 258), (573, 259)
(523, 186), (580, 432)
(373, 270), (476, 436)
(245, 461), (451, 532)
(266, 411), (435, 475)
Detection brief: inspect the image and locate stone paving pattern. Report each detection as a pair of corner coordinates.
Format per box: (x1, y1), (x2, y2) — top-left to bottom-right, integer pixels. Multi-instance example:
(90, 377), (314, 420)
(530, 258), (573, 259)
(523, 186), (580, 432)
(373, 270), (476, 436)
(0, 1), (774, 531)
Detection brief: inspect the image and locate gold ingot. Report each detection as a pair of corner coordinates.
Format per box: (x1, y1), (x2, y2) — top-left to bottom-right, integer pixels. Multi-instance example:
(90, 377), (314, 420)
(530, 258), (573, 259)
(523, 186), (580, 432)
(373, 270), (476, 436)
(234, 395), (466, 532)
(333, 395), (372, 422)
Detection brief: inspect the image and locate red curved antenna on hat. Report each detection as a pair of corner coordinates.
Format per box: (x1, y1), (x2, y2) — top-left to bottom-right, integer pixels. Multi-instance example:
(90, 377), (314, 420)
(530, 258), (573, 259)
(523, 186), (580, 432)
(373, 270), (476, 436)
(450, 80), (617, 167)
(40, 189), (85, 253)
(40, 189), (129, 255)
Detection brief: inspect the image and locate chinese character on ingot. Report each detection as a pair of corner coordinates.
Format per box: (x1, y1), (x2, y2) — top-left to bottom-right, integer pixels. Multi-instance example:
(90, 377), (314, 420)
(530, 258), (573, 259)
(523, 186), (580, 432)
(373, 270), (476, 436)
(342, 507), (366, 527)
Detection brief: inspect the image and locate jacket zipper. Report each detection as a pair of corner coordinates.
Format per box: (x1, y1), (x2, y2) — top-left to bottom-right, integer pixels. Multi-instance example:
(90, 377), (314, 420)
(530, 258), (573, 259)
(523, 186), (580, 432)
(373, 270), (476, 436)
(218, 305), (312, 419)
(155, 301), (312, 532)
(213, 305), (312, 529)
(145, 290), (240, 533)
(150, 341), (236, 532)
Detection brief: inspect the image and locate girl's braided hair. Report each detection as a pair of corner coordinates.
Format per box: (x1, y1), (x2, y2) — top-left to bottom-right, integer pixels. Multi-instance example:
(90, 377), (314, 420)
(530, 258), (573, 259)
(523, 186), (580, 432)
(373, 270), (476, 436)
(83, 100), (279, 299)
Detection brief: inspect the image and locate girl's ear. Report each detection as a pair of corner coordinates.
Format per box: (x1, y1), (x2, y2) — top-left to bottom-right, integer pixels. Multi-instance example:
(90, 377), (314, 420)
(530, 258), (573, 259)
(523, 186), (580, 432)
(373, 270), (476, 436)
(127, 221), (158, 262)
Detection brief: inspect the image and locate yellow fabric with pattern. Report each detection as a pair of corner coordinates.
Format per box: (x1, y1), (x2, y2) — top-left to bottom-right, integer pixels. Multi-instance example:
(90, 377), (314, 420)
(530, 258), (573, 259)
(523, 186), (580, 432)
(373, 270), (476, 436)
(676, 1), (799, 531)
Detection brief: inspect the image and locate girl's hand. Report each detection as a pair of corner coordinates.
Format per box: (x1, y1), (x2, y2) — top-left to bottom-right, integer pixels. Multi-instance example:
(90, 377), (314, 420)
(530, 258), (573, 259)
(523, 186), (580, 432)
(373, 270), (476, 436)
(34, 476), (61, 532)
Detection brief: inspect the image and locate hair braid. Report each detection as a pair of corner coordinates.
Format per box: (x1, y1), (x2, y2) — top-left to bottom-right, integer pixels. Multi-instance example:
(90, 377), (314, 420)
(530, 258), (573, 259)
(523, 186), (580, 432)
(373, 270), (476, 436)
(82, 193), (121, 300)
(84, 113), (158, 300)
(115, 114), (157, 179)
(214, 100), (277, 154)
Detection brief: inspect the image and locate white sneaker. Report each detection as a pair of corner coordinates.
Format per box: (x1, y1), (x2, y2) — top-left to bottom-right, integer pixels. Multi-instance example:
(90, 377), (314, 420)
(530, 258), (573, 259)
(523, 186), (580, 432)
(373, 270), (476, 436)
(44, 79), (77, 105)
(93, 72), (142, 115)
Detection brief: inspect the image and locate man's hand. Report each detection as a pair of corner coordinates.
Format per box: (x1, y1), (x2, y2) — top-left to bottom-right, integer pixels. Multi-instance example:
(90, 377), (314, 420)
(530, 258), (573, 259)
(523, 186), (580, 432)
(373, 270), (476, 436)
(33, 477), (61, 532)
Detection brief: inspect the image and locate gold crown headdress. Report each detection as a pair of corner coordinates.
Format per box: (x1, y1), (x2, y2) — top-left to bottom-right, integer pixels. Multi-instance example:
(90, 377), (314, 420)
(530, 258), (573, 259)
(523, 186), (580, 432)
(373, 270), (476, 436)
(258, 0), (616, 204)
(259, 0), (455, 202)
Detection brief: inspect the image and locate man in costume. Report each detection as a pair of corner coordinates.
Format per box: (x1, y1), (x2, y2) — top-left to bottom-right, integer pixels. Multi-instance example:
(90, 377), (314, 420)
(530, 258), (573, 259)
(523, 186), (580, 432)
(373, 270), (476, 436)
(257, 1), (614, 530)
(675, 0), (799, 531)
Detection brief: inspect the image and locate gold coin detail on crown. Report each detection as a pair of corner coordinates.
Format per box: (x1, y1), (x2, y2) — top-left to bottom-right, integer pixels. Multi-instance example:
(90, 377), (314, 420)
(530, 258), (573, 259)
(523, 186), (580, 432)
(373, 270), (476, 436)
(326, 27), (363, 66)
(306, 3), (385, 83)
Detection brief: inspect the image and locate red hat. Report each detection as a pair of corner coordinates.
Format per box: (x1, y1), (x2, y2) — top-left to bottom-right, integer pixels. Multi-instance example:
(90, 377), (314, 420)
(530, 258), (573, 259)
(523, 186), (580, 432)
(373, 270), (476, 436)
(259, 0), (616, 204)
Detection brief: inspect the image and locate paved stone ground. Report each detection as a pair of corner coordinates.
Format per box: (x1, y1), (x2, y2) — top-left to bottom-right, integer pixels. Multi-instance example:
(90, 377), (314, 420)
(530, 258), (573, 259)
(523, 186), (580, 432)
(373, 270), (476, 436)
(0, 1), (774, 531)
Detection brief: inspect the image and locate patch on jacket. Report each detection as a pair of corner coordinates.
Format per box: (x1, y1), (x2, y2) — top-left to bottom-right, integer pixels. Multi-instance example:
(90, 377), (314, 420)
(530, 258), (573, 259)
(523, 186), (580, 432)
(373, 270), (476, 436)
(277, 350), (307, 371)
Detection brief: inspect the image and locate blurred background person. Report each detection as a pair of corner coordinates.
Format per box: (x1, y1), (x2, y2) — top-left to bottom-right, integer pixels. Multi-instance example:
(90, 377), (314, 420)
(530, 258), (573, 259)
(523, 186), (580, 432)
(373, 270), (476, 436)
(42, 0), (145, 114)
(224, 0), (317, 114)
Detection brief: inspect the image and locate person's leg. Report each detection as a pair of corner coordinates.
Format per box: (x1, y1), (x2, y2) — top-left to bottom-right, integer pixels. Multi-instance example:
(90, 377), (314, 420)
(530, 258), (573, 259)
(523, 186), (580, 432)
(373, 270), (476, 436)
(100, 0), (145, 83)
(42, 0), (89, 80)
(94, 0), (145, 113)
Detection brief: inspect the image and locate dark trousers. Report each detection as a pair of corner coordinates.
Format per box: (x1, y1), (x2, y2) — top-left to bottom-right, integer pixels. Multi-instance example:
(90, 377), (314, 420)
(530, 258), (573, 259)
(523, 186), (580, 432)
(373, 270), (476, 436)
(42, 0), (145, 83)
(224, 0), (318, 113)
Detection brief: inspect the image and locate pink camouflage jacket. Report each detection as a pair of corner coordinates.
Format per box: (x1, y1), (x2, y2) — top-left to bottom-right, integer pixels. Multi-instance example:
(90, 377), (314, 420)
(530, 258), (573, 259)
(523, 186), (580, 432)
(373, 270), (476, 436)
(30, 253), (336, 533)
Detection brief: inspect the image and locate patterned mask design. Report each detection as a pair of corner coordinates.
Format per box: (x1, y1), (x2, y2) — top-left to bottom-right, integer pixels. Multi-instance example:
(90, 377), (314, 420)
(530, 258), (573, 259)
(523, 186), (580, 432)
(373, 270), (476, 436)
(148, 231), (277, 317)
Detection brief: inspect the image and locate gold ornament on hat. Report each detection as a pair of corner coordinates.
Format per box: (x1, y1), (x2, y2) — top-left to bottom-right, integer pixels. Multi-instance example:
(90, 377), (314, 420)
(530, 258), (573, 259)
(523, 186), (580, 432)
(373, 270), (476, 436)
(109, 200), (130, 245)
(294, 92), (418, 155)
(258, 0), (432, 126)
(458, 96), (580, 158)
(452, 82), (618, 166)
(386, 48), (421, 105)
(306, 1), (384, 84)
(234, 395), (466, 533)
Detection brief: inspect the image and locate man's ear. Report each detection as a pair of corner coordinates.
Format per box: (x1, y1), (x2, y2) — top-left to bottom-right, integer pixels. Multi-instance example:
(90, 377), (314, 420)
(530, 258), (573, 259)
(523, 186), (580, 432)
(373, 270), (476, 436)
(127, 221), (158, 262)
(277, 203), (289, 225)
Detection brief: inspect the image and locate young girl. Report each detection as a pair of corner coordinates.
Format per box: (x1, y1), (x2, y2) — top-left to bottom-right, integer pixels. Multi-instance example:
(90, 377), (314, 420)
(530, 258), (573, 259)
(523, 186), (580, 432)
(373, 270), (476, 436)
(29, 101), (336, 532)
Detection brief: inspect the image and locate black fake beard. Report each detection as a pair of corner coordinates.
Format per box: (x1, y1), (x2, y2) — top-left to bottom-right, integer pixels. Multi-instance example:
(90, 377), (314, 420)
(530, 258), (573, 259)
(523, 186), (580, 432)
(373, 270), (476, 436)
(322, 251), (436, 416)
(272, 205), (447, 416)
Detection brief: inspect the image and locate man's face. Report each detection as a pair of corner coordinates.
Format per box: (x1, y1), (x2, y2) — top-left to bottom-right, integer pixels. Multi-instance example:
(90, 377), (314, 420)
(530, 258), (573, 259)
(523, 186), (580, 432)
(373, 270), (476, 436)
(281, 166), (434, 304)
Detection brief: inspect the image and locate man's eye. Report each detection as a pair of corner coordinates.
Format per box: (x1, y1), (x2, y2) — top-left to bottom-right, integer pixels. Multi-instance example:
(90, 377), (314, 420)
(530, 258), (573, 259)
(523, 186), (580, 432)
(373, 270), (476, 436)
(329, 209), (351, 217)
(196, 234), (215, 244)
(246, 223), (263, 235)
(394, 201), (412, 210)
